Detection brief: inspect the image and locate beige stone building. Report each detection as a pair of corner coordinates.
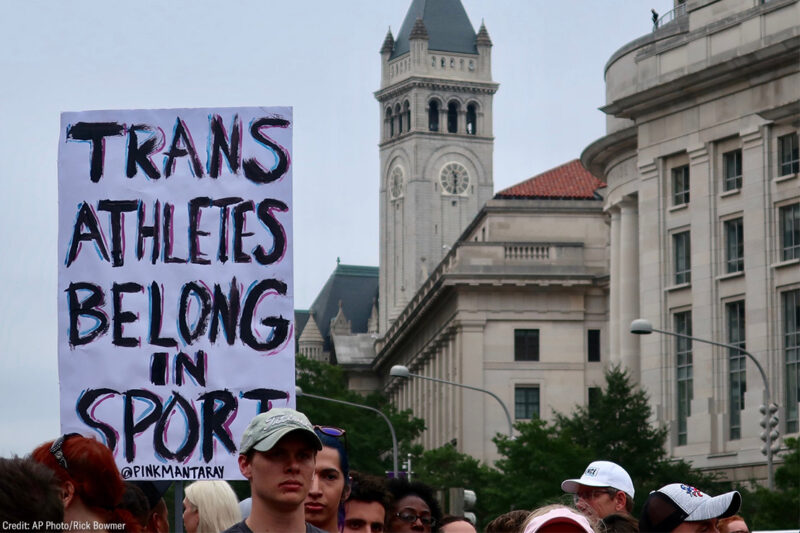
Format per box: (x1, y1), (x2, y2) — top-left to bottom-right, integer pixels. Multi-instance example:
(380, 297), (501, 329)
(582, 0), (799, 481)
(375, 161), (610, 463)
(296, 0), (799, 482)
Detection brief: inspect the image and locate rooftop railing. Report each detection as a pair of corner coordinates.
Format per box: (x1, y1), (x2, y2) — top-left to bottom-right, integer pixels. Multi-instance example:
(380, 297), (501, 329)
(654, 2), (687, 30)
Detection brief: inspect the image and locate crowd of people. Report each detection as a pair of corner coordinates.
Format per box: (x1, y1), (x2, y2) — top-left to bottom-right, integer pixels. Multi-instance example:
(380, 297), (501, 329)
(0, 407), (751, 533)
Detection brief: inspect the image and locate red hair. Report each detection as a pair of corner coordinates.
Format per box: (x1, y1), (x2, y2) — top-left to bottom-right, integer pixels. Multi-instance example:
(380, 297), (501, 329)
(32, 435), (140, 532)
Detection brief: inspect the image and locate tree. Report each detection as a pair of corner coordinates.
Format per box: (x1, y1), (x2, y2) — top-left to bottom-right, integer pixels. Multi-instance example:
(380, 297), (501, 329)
(737, 437), (799, 529)
(295, 354), (425, 475)
(554, 365), (721, 512)
(411, 444), (503, 529)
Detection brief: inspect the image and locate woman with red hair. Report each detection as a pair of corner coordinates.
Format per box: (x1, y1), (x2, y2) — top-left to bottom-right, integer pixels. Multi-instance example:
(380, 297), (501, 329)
(31, 434), (140, 533)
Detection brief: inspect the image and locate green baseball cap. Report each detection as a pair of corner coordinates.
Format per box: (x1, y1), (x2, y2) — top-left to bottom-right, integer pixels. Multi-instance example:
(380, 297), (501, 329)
(239, 408), (322, 454)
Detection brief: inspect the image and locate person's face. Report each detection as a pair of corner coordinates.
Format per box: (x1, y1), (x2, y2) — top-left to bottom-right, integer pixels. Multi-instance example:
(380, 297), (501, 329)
(344, 500), (386, 533)
(304, 446), (347, 530)
(673, 519), (720, 533)
(181, 498), (199, 533)
(441, 519), (477, 533)
(238, 431), (317, 511)
(573, 485), (622, 520)
(390, 494), (434, 533)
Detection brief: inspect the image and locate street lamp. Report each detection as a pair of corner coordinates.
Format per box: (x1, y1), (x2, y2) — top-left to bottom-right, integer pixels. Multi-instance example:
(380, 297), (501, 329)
(296, 386), (399, 477)
(630, 318), (778, 490)
(389, 364), (514, 437)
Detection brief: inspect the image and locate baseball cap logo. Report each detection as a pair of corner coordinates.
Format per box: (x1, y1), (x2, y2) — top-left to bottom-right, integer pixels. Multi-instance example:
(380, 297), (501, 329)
(680, 484), (703, 497)
(585, 467), (598, 477)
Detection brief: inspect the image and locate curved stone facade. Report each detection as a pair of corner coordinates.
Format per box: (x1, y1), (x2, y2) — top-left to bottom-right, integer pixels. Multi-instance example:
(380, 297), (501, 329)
(583, 0), (800, 482)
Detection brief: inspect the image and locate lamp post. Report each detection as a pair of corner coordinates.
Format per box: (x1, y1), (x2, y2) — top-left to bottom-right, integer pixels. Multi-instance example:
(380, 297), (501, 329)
(630, 318), (777, 490)
(389, 364), (514, 437)
(296, 386), (399, 477)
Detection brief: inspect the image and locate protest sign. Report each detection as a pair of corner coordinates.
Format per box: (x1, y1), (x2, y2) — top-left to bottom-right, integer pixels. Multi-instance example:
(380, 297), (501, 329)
(57, 107), (294, 480)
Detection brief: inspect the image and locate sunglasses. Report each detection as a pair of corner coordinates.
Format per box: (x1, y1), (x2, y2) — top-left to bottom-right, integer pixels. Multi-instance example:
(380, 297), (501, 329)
(50, 433), (81, 471)
(314, 426), (346, 438)
(395, 510), (436, 527)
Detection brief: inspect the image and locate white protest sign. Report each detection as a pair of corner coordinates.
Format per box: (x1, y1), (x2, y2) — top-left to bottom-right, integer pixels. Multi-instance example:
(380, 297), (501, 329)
(57, 107), (294, 480)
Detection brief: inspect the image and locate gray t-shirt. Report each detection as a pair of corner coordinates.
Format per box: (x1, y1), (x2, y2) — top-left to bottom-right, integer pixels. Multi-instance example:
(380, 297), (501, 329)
(222, 519), (327, 533)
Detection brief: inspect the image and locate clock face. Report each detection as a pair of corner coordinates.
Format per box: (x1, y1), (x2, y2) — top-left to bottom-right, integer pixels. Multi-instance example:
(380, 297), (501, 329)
(440, 162), (470, 195)
(389, 166), (404, 198)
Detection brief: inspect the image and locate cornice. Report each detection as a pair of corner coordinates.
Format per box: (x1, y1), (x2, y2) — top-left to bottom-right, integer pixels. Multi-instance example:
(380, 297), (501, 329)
(375, 76), (499, 102)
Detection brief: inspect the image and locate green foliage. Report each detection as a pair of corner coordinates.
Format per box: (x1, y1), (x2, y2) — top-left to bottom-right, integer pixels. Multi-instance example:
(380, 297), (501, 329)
(411, 444), (503, 529)
(737, 437), (800, 530)
(492, 419), (586, 513)
(295, 355), (425, 475)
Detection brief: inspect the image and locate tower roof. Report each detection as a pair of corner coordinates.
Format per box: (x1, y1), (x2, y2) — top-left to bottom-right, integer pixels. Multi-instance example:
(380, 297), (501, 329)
(390, 0), (478, 59)
(495, 160), (606, 200)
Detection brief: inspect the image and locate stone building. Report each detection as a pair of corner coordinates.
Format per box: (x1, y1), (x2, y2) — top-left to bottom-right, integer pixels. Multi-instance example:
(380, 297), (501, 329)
(295, 0), (799, 482)
(582, 0), (799, 481)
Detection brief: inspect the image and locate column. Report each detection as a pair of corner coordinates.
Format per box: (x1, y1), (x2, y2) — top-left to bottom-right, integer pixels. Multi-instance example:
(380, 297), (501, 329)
(619, 197), (641, 379)
(609, 207), (621, 363)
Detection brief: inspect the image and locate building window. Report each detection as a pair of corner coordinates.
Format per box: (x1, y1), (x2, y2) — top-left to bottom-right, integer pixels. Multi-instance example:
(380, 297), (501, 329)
(673, 231), (691, 285)
(723, 149), (742, 191)
(785, 289), (800, 434)
(588, 329), (601, 362)
(386, 108), (394, 138)
(588, 387), (602, 409)
(403, 101), (411, 133)
(727, 301), (746, 440)
(780, 203), (800, 261)
(675, 311), (693, 446)
(466, 104), (477, 135)
(778, 133), (799, 176)
(724, 218), (744, 273)
(447, 101), (459, 134)
(428, 101), (439, 132)
(514, 329), (539, 361)
(515, 386), (540, 420)
(672, 165), (690, 205)
(395, 104), (403, 135)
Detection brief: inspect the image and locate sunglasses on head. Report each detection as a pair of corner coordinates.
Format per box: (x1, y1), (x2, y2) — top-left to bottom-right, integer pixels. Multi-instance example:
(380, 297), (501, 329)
(314, 426), (346, 438)
(49, 433), (81, 471)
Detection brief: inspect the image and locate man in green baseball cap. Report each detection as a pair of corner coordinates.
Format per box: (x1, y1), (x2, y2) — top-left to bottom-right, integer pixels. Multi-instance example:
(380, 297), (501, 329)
(224, 408), (324, 533)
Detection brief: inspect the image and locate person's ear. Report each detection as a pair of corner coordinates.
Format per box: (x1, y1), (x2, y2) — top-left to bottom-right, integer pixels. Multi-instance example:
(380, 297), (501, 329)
(613, 491), (627, 512)
(61, 480), (75, 508)
(341, 483), (352, 503)
(238, 454), (253, 480)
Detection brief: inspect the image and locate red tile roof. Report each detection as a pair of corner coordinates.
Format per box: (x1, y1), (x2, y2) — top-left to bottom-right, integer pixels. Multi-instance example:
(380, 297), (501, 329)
(495, 159), (606, 200)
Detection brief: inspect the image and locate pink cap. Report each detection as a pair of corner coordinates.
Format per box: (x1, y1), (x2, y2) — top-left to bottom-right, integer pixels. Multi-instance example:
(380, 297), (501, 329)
(523, 508), (594, 533)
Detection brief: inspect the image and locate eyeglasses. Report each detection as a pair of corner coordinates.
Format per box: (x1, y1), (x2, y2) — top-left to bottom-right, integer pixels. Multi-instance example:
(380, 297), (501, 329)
(394, 510), (436, 527)
(49, 433), (81, 471)
(573, 488), (617, 505)
(344, 518), (386, 533)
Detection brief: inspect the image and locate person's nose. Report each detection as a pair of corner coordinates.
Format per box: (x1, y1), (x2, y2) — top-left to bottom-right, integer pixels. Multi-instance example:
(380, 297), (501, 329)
(308, 473), (321, 496)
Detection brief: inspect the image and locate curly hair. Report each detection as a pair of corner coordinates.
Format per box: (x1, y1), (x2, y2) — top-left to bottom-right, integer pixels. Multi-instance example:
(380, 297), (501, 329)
(386, 477), (443, 531)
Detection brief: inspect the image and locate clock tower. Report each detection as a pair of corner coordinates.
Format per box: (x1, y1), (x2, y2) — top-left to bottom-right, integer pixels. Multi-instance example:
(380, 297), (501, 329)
(377, 0), (497, 333)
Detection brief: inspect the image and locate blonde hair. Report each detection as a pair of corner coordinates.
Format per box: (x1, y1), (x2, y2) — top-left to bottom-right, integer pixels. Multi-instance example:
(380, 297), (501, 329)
(185, 480), (242, 533)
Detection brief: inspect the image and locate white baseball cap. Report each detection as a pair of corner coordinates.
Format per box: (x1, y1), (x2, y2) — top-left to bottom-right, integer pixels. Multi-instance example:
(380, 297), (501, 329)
(639, 483), (741, 532)
(561, 460), (635, 498)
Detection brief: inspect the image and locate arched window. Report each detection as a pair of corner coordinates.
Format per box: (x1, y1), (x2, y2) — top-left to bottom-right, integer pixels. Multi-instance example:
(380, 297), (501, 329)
(429, 101), (439, 132)
(403, 101), (411, 132)
(386, 108), (393, 138)
(447, 101), (459, 133)
(466, 104), (477, 135)
(395, 104), (402, 134)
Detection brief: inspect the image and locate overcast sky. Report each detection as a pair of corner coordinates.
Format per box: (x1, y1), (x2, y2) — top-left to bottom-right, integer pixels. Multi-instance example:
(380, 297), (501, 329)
(0, 0), (674, 457)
